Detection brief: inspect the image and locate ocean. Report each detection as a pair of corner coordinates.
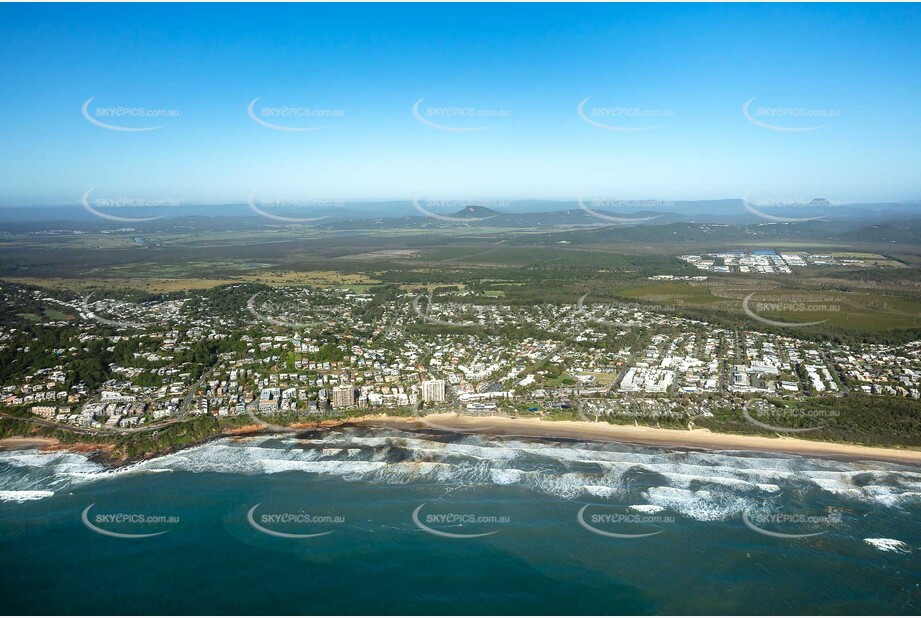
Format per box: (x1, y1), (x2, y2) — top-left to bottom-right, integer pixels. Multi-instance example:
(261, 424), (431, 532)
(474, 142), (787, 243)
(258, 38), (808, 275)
(1, 425), (918, 615)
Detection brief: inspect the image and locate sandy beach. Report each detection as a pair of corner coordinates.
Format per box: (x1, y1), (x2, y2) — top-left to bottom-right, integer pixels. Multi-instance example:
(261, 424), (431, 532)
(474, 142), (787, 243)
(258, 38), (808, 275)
(0, 437), (60, 450)
(4, 413), (920, 466)
(358, 413), (921, 465)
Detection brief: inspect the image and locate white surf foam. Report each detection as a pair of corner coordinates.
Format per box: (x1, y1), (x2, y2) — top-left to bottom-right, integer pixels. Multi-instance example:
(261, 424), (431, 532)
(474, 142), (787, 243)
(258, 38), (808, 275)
(4, 430), (921, 515)
(490, 468), (524, 485)
(863, 538), (911, 553)
(583, 484), (617, 498)
(0, 490), (54, 502)
(629, 504), (665, 514)
(643, 486), (758, 521)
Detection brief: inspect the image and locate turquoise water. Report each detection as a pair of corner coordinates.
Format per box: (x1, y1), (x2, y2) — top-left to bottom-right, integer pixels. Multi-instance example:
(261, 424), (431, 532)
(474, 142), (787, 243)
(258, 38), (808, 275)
(1, 427), (919, 615)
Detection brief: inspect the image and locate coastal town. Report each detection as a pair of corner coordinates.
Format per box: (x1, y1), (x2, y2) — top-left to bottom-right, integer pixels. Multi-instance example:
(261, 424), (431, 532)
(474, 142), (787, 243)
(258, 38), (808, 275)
(1, 283), (918, 435)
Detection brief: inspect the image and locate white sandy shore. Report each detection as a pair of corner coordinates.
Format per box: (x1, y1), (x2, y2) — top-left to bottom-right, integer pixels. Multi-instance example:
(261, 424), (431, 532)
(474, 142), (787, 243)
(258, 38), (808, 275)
(357, 413), (921, 465)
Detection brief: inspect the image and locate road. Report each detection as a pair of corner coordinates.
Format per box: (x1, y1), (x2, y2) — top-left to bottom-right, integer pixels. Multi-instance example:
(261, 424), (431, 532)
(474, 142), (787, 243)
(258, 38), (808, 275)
(178, 364), (217, 420)
(512, 305), (579, 383)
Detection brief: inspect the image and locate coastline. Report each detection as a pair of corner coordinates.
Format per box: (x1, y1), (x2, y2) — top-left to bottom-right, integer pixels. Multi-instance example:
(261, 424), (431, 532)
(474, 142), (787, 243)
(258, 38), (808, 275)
(4, 412), (921, 466)
(354, 413), (921, 465)
(0, 437), (60, 450)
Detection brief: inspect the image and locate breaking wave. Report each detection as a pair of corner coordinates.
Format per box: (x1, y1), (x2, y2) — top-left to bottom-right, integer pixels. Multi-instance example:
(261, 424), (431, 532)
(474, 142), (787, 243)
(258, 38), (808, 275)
(0, 490), (55, 503)
(863, 538), (911, 553)
(2, 426), (920, 518)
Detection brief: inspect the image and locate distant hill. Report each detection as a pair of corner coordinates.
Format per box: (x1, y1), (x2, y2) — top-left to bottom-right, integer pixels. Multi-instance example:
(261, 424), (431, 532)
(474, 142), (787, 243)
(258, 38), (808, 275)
(831, 222), (921, 244)
(0, 199), (918, 232)
(506, 218), (921, 246)
(451, 205), (501, 219)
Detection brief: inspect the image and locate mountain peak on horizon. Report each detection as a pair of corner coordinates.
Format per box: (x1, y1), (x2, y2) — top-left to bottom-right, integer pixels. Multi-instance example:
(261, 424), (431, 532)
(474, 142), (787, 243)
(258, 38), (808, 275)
(451, 204), (501, 218)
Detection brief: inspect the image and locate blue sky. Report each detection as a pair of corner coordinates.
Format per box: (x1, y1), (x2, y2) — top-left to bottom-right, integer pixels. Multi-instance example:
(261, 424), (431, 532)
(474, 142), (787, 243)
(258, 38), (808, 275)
(0, 2), (919, 205)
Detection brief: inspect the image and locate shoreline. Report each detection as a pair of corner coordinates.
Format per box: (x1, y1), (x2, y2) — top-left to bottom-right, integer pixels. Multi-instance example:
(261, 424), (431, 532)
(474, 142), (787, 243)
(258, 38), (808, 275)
(4, 412), (921, 467)
(354, 413), (921, 465)
(0, 437), (61, 450)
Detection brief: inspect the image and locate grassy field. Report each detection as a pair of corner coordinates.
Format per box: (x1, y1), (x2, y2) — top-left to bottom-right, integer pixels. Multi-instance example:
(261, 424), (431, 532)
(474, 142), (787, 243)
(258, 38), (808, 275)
(619, 281), (921, 330)
(3, 269), (381, 293)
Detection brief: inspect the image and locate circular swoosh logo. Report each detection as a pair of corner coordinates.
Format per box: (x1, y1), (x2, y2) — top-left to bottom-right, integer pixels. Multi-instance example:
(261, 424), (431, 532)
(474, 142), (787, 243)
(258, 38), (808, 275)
(577, 97), (658, 132)
(245, 407), (295, 433)
(246, 504), (334, 539)
(240, 391), (297, 433)
(81, 189), (166, 223)
(577, 292), (627, 328)
(413, 292), (477, 327)
(742, 292), (826, 328)
(412, 504), (498, 539)
(576, 505), (663, 539)
(247, 192), (330, 224)
(741, 406), (823, 434)
(82, 293), (146, 330)
(247, 292), (317, 329)
(741, 191), (825, 223)
(81, 97), (167, 132)
(246, 97), (328, 132)
(411, 97), (492, 132)
(577, 197), (661, 224)
(742, 97), (825, 133)
(81, 504), (169, 539)
(742, 509), (827, 539)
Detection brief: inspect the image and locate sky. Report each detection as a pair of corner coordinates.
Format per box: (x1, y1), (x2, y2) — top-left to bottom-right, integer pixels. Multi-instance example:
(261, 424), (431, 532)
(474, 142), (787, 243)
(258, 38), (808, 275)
(0, 2), (919, 206)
